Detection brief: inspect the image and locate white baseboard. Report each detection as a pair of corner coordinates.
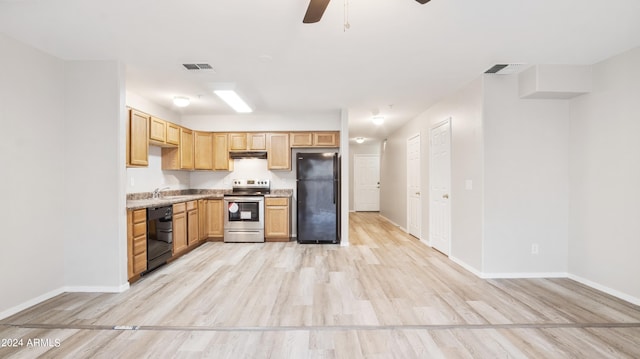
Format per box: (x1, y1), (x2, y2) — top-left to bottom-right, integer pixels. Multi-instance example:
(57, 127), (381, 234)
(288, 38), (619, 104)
(449, 256), (483, 277)
(480, 272), (568, 279)
(568, 273), (640, 306)
(64, 283), (130, 293)
(377, 214), (408, 232)
(0, 287), (65, 321)
(0, 283), (130, 321)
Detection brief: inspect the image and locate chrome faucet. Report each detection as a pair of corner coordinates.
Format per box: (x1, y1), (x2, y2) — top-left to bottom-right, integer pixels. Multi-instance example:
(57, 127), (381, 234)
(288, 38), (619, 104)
(152, 186), (170, 199)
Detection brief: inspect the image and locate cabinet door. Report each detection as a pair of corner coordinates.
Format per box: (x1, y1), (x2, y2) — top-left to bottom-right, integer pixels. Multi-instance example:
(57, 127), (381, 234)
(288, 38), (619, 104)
(314, 132), (340, 147)
(198, 199), (207, 241)
(267, 133), (291, 170)
(129, 110), (149, 166)
(290, 132), (313, 147)
(248, 133), (266, 150)
(228, 133), (247, 151)
(265, 197), (290, 241)
(187, 208), (199, 246)
(173, 210), (188, 254)
(129, 209), (147, 278)
(194, 131), (213, 170)
(206, 200), (224, 239)
(166, 122), (180, 146)
(180, 128), (194, 170)
(149, 117), (166, 144)
(127, 211), (134, 279)
(213, 133), (233, 171)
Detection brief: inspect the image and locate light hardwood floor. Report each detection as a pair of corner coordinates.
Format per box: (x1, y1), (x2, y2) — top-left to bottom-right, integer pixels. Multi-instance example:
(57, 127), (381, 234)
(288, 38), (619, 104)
(2, 212), (639, 358)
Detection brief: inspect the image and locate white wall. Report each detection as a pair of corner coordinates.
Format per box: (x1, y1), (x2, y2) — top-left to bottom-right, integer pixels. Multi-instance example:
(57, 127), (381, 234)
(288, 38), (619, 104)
(380, 78), (485, 271)
(482, 74), (570, 275)
(181, 112), (341, 133)
(64, 61), (128, 291)
(0, 34), (67, 317)
(568, 47), (640, 302)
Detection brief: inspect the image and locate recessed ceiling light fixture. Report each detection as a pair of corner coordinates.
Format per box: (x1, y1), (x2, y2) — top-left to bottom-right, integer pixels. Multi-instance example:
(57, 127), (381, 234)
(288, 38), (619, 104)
(214, 90), (252, 113)
(355, 137), (365, 144)
(372, 116), (385, 125)
(173, 96), (190, 107)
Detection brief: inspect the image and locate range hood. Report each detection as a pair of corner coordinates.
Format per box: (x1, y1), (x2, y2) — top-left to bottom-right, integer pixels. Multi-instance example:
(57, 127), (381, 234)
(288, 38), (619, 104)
(229, 151), (268, 159)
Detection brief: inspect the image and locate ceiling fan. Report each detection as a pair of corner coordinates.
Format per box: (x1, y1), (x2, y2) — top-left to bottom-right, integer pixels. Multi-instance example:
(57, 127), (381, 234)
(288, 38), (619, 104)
(303, 0), (431, 24)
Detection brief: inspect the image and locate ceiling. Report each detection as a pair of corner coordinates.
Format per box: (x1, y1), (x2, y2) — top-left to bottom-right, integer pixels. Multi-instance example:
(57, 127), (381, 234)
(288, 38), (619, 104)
(1, 0), (639, 142)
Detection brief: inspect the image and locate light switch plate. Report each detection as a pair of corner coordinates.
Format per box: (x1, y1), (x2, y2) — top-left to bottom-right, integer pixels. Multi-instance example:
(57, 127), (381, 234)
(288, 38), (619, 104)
(465, 180), (473, 190)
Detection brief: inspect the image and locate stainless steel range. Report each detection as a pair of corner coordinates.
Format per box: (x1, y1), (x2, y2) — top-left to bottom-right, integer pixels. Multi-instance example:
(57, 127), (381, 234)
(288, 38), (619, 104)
(223, 179), (270, 243)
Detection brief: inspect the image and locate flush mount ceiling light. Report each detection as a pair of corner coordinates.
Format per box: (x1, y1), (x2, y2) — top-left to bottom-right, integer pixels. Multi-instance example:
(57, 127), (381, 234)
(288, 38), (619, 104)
(173, 96), (190, 107)
(214, 90), (252, 113)
(372, 116), (385, 126)
(355, 137), (365, 144)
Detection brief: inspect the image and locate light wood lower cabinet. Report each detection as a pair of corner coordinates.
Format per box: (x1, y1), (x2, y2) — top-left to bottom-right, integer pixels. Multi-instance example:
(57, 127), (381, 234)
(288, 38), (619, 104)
(206, 199), (224, 240)
(173, 203), (188, 254)
(127, 209), (147, 280)
(198, 199), (208, 241)
(187, 200), (199, 246)
(265, 197), (290, 241)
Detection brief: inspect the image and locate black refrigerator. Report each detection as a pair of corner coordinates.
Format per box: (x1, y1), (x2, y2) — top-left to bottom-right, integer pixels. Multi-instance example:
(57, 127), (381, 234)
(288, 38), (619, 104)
(296, 153), (341, 244)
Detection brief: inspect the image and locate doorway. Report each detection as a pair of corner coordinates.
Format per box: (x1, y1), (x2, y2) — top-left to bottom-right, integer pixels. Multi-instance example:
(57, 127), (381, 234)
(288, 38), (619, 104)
(407, 134), (421, 238)
(354, 154), (380, 211)
(429, 118), (451, 255)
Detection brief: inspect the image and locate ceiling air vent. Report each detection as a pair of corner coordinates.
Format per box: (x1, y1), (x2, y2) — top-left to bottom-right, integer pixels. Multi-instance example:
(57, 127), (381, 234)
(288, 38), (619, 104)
(485, 63), (528, 75)
(182, 63), (215, 71)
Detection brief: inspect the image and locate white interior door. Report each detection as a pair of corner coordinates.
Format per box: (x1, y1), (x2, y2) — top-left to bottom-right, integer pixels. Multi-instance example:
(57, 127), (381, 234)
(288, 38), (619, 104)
(429, 119), (451, 255)
(407, 134), (421, 238)
(354, 154), (380, 211)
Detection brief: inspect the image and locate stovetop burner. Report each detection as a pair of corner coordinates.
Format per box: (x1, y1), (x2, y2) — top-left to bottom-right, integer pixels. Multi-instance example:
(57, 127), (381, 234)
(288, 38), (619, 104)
(226, 179), (270, 196)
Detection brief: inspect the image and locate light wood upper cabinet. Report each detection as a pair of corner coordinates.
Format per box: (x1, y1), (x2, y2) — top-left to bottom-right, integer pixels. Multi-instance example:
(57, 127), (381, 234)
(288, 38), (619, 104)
(206, 199), (224, 240)
(267, 133), (291, 170)
(290, 132), (313, 147)
(248, 133), (266, 150)
(194, 131), (213, 170)
(228, 133), (248, 151)
(314, 132), (340, 147)
(127, 209), (147, 280)
(290, 131), (340, 148)
(180, 129), (194, 170)
(229, 132), (267, 151)
(166, 122), (180, 146)
(213, 133), (233, 171)
(128, 109), (149, 167)
(149, 117), (166, 144)
(162, 127), (194, 170)
(265, 197), (290, 241)
(149, 116), (180, 147)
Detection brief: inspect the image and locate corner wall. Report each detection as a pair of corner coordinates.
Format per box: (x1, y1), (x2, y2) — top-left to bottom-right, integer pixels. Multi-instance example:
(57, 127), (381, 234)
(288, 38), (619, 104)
(0, 33), (67, 318)
(568, 47), (640, 302)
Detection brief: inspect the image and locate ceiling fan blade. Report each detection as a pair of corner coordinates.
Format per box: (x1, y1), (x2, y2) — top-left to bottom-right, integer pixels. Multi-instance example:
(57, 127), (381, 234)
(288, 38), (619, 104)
(415, 0), (431, 4)
(303, 0), (331, 23)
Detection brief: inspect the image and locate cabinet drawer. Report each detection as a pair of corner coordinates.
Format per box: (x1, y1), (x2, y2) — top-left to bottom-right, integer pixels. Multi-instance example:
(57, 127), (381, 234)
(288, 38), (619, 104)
(133, 235), (146, 255)
(173, 202), (186, 214)
(133, 209), (146, 223)
(266, 197), (288, 206)
(133, 222), (146, 237)
(186, 200), (197, 211)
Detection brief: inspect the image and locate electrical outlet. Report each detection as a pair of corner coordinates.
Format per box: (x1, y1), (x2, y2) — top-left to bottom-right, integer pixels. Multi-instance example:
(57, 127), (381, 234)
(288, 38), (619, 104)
(531, 243), (539, 255)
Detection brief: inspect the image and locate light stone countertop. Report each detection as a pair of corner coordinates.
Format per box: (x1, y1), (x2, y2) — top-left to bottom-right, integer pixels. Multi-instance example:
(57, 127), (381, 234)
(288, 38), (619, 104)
(126, 188), (293, 210)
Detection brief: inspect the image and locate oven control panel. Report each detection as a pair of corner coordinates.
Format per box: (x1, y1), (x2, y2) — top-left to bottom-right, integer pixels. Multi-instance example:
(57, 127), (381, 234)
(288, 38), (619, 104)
(232, 179), (270, 188)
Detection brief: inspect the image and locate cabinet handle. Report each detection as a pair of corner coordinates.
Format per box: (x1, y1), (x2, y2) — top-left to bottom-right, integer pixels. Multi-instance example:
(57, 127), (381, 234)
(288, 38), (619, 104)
(443, 194), (449, 199)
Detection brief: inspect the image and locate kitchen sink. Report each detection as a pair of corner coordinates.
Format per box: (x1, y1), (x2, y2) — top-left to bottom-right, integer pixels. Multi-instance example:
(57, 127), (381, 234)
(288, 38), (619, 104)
(162, 195), (194, 200)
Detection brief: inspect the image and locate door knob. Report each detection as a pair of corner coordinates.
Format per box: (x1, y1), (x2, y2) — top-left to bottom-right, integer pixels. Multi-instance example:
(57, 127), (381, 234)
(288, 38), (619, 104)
(416, 192), (420, 195)
(443, 194), (449, 199)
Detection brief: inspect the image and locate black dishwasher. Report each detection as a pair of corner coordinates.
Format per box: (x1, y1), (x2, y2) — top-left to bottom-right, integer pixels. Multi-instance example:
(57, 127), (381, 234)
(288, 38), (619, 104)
(146, 205), (173, 273)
